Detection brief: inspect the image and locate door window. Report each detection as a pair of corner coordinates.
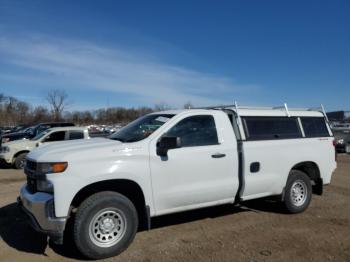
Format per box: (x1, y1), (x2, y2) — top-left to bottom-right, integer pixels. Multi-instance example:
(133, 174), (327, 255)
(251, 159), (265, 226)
(44, 131), (66, 142)
(166, 115), (219, 147)
(69, 131), (84, 140)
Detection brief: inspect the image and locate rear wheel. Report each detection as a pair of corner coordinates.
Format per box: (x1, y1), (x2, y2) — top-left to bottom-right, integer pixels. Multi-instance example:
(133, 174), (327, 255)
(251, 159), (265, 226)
(73, 191), (138, 259)
(284, 170), (312, 213)
(14, 152), (27, 169)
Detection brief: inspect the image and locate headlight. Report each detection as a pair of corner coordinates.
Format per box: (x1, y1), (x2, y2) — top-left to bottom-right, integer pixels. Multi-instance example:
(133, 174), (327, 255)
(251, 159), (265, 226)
(37, 162), (68, 174)
(0, 146), (10, 153)
(36, 180), (54, 193)
(2, 137), (10, 143)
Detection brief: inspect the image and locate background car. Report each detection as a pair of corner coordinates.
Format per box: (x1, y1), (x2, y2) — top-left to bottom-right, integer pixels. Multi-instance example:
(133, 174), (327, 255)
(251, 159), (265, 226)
(0, 126), (89, 169)
(333, 130), (350, 153)
(0, 122), (74, 146)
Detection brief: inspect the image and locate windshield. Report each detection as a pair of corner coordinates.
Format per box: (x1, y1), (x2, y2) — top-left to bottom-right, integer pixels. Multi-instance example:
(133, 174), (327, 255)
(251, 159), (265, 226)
(110, 114), (175, 142)
(36, 125), (51, 134)
(32, 129), (51, 141)
(12, 126), (25, 132)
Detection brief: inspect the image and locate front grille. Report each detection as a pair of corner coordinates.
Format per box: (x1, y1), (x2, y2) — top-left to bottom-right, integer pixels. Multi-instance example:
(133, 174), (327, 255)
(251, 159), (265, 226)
(25, 159), (41, 194)
(26, 160), (37, 171)
(26, 176), (37, 193)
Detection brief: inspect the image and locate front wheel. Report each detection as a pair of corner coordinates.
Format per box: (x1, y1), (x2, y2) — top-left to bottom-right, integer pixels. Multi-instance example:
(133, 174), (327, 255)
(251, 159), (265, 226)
(284, 170), (312, 214)
(73, 191), (138, 259)
(14, 152), (27, 169)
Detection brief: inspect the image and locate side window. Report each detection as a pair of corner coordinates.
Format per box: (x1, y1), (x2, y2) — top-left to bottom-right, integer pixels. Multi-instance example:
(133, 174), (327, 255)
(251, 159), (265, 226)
(300, 117), (330, 137)
(166, 115), (219, 147)
(69, 131), (84, 140)
(44, 131), (66, 142)
(243, 117), (302, 140)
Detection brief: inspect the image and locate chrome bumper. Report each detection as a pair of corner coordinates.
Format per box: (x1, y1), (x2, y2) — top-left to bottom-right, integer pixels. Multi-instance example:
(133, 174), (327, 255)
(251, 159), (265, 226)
(18, 185), (67, 243)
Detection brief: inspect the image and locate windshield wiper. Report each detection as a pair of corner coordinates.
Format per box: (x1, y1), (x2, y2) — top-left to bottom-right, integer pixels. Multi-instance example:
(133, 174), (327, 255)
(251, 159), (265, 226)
(110, 137), (125, 142)
(124, 138), (140, 143)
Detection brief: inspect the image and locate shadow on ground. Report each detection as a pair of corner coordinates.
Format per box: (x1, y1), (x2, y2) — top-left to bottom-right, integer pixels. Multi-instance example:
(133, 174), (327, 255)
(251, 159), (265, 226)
(152, 203), (245, 229)
(50, 204), (250, 260)
(0, 161), (12, 169)
(243, 198), (288, 214)
(0, 203), (48, 255)
(1, 198), (287, 259)
(151, 198), (288, 230)
(52, 198), (288, 259)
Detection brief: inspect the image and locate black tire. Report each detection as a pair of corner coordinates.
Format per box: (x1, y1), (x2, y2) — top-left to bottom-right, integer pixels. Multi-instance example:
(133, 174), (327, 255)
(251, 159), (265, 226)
(14, 152), (27, 169)
(284, 170), (312, 214)
(73, 191), (138, 259)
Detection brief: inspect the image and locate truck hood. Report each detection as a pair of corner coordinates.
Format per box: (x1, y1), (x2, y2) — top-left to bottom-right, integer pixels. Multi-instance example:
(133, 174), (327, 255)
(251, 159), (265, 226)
(27, 138), (131, 162)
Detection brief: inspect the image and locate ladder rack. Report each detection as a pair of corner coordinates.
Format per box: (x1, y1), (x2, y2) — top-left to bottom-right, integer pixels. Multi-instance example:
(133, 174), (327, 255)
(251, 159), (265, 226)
(193, 103), (329, 120)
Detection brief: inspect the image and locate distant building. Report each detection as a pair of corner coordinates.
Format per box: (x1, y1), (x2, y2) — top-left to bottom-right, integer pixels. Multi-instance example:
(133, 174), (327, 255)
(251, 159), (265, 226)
(327, 111), (350, 122)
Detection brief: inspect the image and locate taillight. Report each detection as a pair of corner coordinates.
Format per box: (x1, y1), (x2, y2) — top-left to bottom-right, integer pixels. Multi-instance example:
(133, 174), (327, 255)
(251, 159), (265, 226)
(332, 139), (337, 161)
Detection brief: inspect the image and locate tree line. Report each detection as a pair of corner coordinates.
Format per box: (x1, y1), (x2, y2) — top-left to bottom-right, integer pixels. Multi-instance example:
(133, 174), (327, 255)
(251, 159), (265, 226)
(0, 90), (191, 127)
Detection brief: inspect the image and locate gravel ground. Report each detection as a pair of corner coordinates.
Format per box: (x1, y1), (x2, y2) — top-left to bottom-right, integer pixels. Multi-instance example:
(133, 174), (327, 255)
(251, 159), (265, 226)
(0, 155), (349, 262)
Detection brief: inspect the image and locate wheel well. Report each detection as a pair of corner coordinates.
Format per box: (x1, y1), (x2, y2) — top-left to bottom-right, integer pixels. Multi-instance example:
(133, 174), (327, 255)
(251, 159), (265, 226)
(291, 161), (323, 195)
(14, 150), (30, 158)
(70, 179), (149, 230)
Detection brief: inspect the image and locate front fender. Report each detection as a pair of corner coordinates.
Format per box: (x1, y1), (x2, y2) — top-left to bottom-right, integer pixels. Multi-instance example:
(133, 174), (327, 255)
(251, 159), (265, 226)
(48, 163), (153, 217)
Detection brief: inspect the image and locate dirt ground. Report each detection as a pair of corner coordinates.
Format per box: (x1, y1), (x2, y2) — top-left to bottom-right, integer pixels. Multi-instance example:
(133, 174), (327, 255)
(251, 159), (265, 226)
(0, 155), (349, 262)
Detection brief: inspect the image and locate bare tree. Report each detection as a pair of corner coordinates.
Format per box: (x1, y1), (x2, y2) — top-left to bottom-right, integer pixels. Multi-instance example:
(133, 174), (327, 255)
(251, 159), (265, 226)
(32, 106), (50, 123)
(0, 91), (158, 126)
(183, 101), (193, 109)
(0, 93), (4, 103)
(154, 102), (171, 111)
(16, 101), (30, 124)
(46, 89), (68, 121)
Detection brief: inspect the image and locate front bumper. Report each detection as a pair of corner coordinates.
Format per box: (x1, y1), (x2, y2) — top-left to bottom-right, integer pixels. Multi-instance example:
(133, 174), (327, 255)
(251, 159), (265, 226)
(0, 153), (12, 164)
(18, 185), (67, 243)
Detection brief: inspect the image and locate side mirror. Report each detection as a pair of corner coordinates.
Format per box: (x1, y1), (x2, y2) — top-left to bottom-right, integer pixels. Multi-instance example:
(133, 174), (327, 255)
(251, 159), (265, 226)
(156, 136), (181, 156)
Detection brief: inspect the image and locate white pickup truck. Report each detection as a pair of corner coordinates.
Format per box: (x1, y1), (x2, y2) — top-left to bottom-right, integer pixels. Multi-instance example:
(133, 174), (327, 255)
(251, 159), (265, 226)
(18, 105), (337, 259)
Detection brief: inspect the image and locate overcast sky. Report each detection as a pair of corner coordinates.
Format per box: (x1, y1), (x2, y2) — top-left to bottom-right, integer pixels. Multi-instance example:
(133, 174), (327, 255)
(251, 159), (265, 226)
(0, 0), (349, 111)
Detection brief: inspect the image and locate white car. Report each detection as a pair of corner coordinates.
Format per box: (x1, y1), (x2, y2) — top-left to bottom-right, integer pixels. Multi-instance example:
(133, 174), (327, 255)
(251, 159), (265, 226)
(18, 105), (337, 259)
(0, 126), (89, 169)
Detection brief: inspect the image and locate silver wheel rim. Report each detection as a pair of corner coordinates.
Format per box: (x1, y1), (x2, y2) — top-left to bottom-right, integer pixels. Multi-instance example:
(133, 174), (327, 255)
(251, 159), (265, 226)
(19, 158), (26, 169)
(290, 180), (307, 207)
(88, 208), (127, 248)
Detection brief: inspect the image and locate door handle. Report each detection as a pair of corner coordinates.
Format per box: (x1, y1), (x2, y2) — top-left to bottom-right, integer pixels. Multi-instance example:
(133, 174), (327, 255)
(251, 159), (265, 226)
(211, 153), (226, 158)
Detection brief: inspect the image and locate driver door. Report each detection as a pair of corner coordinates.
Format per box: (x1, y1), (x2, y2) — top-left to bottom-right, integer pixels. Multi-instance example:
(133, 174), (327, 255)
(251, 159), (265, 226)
(149, 113), (238, 215)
